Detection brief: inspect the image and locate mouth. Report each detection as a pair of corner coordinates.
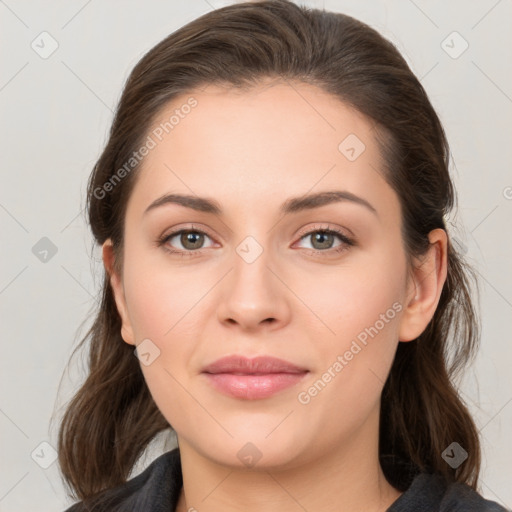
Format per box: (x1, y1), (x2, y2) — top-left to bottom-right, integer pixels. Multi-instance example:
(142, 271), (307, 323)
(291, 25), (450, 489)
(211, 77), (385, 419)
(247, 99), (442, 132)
(201, 355), (309, 400)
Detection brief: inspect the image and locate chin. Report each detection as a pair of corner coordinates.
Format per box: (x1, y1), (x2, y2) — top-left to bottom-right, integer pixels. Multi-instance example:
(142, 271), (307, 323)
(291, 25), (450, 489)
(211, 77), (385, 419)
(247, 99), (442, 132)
(190, 421), (311, 471)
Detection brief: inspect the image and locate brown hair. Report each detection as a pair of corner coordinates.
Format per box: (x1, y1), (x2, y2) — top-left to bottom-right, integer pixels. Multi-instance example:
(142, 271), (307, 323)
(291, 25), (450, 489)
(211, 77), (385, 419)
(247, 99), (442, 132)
(57, 0), (481, 504)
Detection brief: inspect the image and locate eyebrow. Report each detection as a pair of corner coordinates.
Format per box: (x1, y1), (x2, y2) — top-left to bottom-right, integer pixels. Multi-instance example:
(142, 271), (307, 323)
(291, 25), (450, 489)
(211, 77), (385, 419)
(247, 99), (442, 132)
(143, 190), (378, 217)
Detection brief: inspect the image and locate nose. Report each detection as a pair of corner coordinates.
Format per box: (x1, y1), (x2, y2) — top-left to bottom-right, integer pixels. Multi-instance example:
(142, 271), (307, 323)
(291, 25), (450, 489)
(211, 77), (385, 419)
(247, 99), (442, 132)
(216, 244), (291, 332)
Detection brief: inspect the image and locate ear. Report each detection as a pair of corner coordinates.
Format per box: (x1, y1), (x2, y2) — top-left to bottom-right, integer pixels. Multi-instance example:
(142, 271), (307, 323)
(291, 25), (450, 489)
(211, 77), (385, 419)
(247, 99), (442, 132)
(102, 239), (135, 346)
(398, 228), (448, 342)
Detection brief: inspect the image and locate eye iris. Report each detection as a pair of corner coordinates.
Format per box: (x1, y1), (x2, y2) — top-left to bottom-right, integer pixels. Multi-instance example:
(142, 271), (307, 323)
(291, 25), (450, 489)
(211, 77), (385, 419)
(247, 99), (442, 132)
(181, 231), (204, 250)
(312, 231), (334, 250)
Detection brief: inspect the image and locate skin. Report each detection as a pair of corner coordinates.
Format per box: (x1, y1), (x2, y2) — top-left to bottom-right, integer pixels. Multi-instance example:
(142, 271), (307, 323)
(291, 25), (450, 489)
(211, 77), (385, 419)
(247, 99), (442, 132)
(102, 79), (447, 512)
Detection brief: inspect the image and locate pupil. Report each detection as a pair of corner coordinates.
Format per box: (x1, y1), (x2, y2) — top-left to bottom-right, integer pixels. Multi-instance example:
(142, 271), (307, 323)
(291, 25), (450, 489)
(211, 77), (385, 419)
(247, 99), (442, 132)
(182, 231), (203, 249)
(313, 231), (332, 249)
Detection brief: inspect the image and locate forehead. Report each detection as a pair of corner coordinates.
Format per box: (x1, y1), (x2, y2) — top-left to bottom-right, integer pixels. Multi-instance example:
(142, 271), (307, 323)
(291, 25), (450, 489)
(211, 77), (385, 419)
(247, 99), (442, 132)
(126, 80), (395, 219)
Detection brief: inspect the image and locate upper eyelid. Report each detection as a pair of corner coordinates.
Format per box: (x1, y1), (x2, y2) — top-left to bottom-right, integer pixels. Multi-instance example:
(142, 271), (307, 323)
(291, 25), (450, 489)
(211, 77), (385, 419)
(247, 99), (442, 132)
(162, 224), (217, 243)
(295, 223), (353, 240)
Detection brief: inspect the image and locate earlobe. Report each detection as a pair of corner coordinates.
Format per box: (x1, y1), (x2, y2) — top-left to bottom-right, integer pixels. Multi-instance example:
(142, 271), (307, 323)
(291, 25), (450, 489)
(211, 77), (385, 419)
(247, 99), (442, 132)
(102, 239), (135, 346)
(398, 229), (448, 342)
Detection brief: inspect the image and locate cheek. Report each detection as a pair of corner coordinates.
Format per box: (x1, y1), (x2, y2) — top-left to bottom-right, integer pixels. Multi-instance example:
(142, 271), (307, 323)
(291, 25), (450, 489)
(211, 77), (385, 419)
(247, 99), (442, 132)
(121, 242), (214, 342)
(120, 247), (215, 413)
(122, 260), (204, 430)
(292, 247), (406, 415)
(291, 245), (406, 347)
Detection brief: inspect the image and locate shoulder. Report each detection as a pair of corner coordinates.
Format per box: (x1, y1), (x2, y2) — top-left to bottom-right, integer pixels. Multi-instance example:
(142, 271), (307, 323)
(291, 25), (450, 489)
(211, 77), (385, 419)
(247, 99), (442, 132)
(62, 448), (182, 512)
(439, 476), (509, 512)
(388, 472), (509, 512)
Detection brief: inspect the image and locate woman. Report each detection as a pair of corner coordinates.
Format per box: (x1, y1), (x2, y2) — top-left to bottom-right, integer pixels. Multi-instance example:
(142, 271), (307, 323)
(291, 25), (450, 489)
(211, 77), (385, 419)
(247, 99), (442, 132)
(58, 1), (507, 510)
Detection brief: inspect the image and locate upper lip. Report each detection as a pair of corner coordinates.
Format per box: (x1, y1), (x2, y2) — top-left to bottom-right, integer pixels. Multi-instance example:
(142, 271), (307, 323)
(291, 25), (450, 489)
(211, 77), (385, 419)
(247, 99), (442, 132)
(202, 355), (308, 375)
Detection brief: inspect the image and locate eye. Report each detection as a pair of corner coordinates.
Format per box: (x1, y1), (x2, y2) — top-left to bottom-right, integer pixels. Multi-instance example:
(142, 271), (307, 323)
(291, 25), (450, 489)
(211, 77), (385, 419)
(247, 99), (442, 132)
(157, 224), (355, 257)
(157, 226), (216, 256)
(295, 226), (355, 254)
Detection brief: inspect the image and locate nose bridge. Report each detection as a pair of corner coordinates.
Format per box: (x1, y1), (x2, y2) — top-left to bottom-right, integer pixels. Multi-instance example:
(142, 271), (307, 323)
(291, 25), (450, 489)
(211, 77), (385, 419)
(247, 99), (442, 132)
(217, 233), (289, 329)
(232, 234), (275, 307)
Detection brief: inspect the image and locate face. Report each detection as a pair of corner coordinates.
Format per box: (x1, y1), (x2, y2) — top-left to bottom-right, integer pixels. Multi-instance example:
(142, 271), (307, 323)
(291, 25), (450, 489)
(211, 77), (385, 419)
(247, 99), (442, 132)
(104, 80), (443, 471)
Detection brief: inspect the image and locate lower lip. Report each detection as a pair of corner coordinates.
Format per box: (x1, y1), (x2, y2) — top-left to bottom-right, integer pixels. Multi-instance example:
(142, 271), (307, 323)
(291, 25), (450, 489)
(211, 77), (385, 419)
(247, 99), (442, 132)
(203, 372), (308, 400)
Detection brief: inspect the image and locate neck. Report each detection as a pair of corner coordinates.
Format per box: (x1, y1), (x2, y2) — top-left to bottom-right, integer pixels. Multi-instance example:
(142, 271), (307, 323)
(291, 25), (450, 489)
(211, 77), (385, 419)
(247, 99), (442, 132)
(174, 409), (402, 512)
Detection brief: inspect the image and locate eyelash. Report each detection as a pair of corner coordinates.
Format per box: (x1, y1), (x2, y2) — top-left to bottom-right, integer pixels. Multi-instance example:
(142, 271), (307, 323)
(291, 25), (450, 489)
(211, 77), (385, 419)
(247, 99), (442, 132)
(156, 224), (355, 258)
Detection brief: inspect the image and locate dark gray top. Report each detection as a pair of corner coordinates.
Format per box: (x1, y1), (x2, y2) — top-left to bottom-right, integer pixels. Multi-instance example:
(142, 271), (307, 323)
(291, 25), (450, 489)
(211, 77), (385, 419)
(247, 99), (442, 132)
(64, 448), (509, 511)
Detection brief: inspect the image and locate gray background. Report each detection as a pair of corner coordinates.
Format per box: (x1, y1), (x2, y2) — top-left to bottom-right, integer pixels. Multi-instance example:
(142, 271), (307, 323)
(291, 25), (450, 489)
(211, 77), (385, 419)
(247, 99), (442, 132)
(0, 0), (511, 510)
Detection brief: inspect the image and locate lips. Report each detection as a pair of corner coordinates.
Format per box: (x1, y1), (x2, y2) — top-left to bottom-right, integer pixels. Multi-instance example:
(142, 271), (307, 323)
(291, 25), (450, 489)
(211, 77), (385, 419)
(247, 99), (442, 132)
(202, 355), (307, 375)
(201, 355), (309, 400)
